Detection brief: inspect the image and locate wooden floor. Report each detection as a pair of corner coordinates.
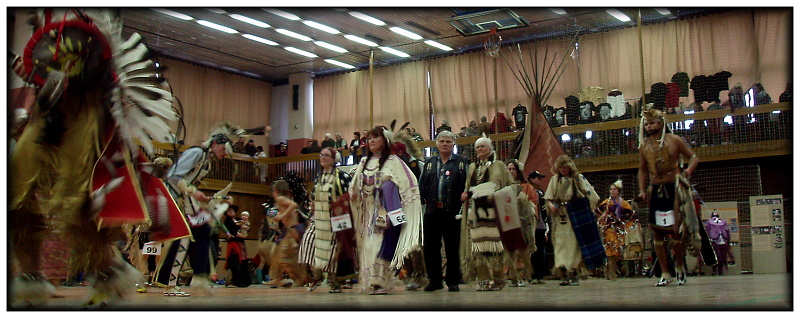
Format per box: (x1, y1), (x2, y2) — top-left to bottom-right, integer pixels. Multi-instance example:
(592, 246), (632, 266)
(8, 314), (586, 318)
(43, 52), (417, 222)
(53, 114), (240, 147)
(13, 273), (792, 310)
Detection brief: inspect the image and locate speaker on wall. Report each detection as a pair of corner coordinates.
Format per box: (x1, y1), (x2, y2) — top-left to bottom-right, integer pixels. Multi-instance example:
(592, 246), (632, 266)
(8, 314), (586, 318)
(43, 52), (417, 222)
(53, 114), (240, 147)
(292, 85), (299, 110)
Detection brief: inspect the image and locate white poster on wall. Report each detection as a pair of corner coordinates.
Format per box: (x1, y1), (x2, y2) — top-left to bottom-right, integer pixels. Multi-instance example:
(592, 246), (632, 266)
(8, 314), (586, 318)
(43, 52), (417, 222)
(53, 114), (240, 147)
(749, 195), (786, 274)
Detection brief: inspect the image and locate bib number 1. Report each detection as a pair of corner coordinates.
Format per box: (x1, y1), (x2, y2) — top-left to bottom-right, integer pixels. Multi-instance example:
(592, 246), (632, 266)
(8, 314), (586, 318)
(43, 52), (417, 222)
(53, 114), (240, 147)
(655, 210), (675, 227)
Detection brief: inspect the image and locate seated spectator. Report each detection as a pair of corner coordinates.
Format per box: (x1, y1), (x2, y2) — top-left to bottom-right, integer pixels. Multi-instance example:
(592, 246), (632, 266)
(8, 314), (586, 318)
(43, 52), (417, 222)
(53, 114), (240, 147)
(436, 120), (452, 135)
(478, 116), (491, 134)
(233, 137), (246, 153)
(321, 133), (336, 149)
(301, 140), (322, 154)
(466, 120), (481, 136)
(245, 139), (258, 156)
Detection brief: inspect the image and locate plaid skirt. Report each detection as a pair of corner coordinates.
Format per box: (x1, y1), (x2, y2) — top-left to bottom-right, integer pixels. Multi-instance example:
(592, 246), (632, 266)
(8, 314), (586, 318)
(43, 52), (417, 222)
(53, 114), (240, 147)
(567, 197), (606, 270)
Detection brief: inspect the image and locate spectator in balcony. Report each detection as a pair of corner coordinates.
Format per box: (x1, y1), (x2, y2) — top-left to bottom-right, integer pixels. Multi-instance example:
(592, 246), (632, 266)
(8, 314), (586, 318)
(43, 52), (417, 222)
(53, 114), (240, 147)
(478, 116), (491, 135)
(244, 139), (258, 157)
(334, 133), (348, 163)
(255, 146), (268, 182)
(277, 142), (288, 157)
(349, 131), (362, 164)
(436, 120), (452, 135)
(233, 137), (246, 153)
(544, 154), (602, 287)
(301, 140), (321, 154)
(466, 120), (481, 137)
(637, 107), (699, 287)
(321, 133), (336, 149)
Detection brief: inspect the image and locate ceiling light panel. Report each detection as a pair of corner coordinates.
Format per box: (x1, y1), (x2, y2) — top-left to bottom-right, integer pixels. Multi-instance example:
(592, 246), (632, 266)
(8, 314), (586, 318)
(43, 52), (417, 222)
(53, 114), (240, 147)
(424, 40), (453, 51)
(389, 26), (423, 40)
(242, 34), (279, 46)
(229, 14), (271, 28)
(655, 8), (671, 15)
(348, 11), (386, 26)
(379, 46), (410, 58)
(275, 28), (313, 41)
(266, 9), (301, 21)
(325, 59), (356, 69)
(551, 8), (567, 15)
(606, 9), (631, 22)
(344, 34), (378, 47)
(196, 20), (238, 33)
(152, 8), (193, 21)
(207, 8), (227, 14)
(285, 47), (318, 58)
(314, 41), (348, 53)
(303, 20), (340, 34)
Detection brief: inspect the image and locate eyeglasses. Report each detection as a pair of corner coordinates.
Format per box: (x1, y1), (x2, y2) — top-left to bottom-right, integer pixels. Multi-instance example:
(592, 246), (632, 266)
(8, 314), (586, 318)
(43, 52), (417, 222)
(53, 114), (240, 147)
(320, 153), (333, 158)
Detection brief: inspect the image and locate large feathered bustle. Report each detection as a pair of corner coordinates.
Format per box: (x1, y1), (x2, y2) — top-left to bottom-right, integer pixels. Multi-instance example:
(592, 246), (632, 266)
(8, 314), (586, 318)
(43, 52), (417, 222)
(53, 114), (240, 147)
(109, 28), (176, 156)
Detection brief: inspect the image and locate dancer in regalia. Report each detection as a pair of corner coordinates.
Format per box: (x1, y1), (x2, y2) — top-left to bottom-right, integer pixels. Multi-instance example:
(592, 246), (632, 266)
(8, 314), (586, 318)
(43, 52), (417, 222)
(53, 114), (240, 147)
(10, 8), (178, 306)
(154, 123), (244, 296)
(596, 180), (634, 280)
(544, 155), (602, 286)
(460, 135), (513, 291)
(307, 147), (357, 293)
(348, 126), (423, 295)
(637, 108), (700, 286)
(506, 159), (537, 287)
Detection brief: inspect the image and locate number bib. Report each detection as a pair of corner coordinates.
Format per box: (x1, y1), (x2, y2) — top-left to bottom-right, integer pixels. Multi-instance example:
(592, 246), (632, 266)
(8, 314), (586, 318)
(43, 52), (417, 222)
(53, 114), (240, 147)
(143, 241), (162, 255)
(331, 214), (353, 232)
(388, 209), (408, 226)
(655, 210), (675, 227)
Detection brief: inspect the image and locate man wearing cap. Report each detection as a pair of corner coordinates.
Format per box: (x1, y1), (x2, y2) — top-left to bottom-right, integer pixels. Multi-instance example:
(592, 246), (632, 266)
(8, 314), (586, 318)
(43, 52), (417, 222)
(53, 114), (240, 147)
(419, 130), (468, 292)
(527, 171), (550, 284)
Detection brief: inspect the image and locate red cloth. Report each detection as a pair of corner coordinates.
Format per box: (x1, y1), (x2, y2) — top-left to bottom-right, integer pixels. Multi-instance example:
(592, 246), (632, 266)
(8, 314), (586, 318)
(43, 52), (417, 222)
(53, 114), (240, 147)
(666, 83), (680, 109)
(225, 241), (247, 269)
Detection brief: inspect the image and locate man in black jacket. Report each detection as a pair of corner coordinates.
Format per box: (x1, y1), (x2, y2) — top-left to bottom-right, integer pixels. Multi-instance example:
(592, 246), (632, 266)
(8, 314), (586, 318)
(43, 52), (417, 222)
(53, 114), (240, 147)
(419, 130), (468, 292)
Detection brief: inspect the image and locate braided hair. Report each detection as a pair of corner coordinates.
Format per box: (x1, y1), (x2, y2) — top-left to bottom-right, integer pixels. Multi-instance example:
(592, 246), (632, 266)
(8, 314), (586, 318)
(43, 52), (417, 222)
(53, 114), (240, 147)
(360, 126), (392, 172)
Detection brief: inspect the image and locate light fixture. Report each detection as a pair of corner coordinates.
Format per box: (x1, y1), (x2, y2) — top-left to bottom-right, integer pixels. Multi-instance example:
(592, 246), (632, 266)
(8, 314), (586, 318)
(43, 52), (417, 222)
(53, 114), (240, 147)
(344, 34), (378, 47)
(303, 20), (340, 34)
(196, 20), (238, 34)
(379, 46), (410, 58)
(207, 8), (227, 14)
(348, 11), (386, 26)
(275, 28), (312, 41)
(152, 8), (193, 21)
(561, 134), (571, 142)
(551, 8), (567, 15)
(266, 9), (301, 21)
(242, 34), (278, 46)
(324, 59), (355, 69)
(285, 46), (318, 58)
(229, 14), (271, 28)
(389, 26), (422, 40)
(606, 9), (631, 22)
(655, 8), (671, 16)
(424, 40), (453, 51)
(314, 41), (348, 53)
(585, 130), (593, 139)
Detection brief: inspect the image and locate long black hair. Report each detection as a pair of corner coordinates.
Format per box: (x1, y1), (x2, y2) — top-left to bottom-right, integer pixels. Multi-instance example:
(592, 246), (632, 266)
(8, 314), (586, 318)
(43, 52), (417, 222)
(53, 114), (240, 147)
(360, 126), (391, 172)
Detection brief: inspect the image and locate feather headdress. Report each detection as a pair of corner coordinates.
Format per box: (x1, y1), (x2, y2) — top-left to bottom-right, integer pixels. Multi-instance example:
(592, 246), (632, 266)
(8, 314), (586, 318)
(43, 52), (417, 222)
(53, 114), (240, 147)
(202, 122), (246, 156)
(388, 119), (422, 160)
(638, 106), (666, 149)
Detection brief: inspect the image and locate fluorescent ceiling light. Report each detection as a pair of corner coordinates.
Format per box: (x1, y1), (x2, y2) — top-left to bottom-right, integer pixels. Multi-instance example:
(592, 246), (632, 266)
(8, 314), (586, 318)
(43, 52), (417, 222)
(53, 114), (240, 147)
(314, 41), (348, 53)
(152, 9), (193, 21)
(242, 34), (278, 46)
(655, 8), (671, 15)
(207, 8), (227, 14)
(379, 46), (410, 58)
(267, 9), (301, 21)
(196, 20), (238, 34)
(606, 9), (631, 22)
(344, 34), (378, 47)
(389, 26), (422, 40)
(275, 28), (312, 41)
(551, 8), (567, 15)
(229, 14), (271, 28)
(424, 40), (452, 51)
(325, 59), (355, 69)
(285, 46), (318, 58)
(303, 20), (340, 34)
(348, 11), (385, 26)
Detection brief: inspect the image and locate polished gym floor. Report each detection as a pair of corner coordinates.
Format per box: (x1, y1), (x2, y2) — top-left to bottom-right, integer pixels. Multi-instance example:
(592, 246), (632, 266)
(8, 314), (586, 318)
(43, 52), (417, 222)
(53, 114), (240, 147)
(14, 273), (792, 310)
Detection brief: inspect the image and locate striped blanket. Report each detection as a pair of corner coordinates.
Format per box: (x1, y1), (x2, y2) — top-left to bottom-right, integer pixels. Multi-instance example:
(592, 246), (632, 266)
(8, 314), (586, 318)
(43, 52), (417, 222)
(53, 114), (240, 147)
(566, 197), (606, 270)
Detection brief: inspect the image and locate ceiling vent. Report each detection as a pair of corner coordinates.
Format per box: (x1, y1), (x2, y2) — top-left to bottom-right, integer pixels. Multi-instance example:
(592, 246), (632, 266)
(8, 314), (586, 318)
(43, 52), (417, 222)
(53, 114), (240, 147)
(448, 8), (528, 36)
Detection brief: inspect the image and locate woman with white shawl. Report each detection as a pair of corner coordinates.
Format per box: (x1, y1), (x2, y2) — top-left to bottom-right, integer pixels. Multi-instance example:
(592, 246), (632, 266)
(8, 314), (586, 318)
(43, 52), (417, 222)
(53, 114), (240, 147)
(349, 126), (423, 295)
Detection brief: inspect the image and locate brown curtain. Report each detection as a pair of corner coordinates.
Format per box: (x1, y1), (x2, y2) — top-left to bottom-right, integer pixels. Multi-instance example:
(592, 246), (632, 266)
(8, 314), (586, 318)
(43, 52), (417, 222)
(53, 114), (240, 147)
(161, 57), (272, 148)
(754, 9), (792, 99)
(312, 60), (429, 140)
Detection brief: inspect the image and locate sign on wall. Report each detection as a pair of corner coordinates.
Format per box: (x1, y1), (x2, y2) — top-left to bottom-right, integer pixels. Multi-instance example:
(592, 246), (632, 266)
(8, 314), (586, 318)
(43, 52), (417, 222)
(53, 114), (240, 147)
(749, 195), (786, 274)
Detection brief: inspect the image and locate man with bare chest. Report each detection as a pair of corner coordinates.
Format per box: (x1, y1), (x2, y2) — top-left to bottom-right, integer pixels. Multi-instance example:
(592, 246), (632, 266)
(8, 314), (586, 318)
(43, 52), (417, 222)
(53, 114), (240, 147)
(637, 108), (699, 287)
